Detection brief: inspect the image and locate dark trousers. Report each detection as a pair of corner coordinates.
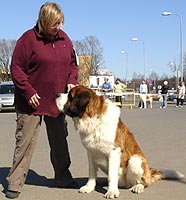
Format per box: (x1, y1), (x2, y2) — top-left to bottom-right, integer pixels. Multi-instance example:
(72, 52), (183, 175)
(177, 98), (184, 106)
(115, 96), (122, 107)
(44, 114), (72, 181)
(115, 96), (122, 103)
(138, 101), (144, 108)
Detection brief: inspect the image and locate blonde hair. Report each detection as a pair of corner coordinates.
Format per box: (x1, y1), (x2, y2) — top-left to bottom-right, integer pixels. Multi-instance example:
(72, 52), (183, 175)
(38, 2), (64, 34)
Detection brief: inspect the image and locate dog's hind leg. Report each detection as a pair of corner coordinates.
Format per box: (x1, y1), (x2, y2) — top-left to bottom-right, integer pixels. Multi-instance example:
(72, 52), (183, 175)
(104, 147), (121, 199)
(125, 155), (145, 194)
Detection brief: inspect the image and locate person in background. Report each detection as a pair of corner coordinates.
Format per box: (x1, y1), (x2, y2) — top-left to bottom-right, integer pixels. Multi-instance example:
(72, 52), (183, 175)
(102, 77), (112, 92)
(139, 80), (148, 108)
(176, 81), (185, 107)
(113, 79), (126, 107)
(160, 80), (169, 108)
(6, 2), (78, 199)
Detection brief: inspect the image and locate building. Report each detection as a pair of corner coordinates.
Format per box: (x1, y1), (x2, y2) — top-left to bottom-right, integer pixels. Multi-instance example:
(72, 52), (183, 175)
(78, 55), (92, 86)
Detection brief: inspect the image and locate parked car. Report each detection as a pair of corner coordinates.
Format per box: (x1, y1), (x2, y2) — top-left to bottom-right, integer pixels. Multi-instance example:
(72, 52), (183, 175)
(0, 81), (15, 111)
(168, 92), (178, 102)
(168, 92), (186, 102)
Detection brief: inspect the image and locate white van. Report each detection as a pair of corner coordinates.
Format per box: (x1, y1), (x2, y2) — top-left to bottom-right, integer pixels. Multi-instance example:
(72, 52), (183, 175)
(0, 81), (15, 111)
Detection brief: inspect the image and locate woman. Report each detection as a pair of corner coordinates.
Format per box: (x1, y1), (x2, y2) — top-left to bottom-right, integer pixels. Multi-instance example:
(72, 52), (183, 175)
(6, 2), (78, 199)
(139, 80), (148, 109)
(113, 79), (126, 107)
(176, 81), (185, 107)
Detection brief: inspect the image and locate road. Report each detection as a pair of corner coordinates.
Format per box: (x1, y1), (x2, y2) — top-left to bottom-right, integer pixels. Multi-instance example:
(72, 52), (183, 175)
(0, 102), (186, 199)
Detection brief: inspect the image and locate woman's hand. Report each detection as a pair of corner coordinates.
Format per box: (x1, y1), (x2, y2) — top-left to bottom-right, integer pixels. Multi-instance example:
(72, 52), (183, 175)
(67, 84), (77, 92)
(28, 93), (41, 109)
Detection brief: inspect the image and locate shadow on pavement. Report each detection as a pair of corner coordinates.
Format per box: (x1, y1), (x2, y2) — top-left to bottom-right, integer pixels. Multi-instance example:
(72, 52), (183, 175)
(0, 168), (107, 195)
(0, 167), (53, 194)
(1, 167), (185, 197)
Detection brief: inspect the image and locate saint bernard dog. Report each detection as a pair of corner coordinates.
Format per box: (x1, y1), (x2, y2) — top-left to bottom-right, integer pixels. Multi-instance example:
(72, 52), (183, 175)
(56, 85), (184, 199)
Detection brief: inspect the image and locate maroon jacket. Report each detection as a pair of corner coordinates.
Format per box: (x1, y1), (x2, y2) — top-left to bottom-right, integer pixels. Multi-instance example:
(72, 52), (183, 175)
(11, 26), (78, 117)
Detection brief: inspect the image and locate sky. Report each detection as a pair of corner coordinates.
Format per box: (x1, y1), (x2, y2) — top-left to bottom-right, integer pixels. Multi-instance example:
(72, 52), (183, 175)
(0, 0), (185, 80)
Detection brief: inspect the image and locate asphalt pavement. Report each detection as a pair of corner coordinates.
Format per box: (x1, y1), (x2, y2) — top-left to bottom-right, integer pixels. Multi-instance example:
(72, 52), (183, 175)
(0, 101), (186, 200)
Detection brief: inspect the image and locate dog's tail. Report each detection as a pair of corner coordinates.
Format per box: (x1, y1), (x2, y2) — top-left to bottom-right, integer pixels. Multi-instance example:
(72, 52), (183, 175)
(150, 168), (184, 183)
(161, 169), (184, 179)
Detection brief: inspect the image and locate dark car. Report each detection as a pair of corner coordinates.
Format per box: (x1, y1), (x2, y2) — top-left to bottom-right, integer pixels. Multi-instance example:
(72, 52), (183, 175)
(168, 92), (186, 102)
(0, 81), (15, 111)
(168, 92), (178, 102)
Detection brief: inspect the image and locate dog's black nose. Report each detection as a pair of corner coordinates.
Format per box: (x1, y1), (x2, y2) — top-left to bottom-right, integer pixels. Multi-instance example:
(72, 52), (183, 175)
(56, 93), (61, 98)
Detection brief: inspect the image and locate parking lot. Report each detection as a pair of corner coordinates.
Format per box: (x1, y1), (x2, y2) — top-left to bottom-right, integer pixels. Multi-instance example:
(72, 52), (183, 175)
(0, 102), (186, 199)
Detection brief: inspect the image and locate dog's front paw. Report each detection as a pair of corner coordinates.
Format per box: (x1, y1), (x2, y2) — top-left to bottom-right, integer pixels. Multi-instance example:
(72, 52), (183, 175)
(130, 183), (144, 194)
(79, 185), (95, 194)
(104, 189), (120, 199)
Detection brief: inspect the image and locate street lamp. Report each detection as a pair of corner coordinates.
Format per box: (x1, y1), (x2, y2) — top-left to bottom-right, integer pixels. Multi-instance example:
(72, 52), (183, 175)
(131, 37), (146, 81)
(162, 11), (183, 82)
(121, 50), (128, 86)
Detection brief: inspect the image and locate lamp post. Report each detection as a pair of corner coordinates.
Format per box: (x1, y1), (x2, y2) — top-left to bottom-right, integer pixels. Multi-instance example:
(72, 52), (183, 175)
(162, 11), (183, 82)
(131, 37), (146, 81)
(121, 50), (128, 87)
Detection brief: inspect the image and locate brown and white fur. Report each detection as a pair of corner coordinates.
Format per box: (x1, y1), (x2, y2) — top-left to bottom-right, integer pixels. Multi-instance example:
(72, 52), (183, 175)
(56, 86), (184, 199)
(139, 94), (153, 108)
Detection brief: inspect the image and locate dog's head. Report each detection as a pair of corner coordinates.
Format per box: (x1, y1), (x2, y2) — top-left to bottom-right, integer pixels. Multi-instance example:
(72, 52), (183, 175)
(56, 85), (106, 118)
(56, 86), (92, 118)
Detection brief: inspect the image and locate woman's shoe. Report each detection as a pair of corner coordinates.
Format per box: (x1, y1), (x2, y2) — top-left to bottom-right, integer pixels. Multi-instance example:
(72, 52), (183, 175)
(5, 190), (20, 199)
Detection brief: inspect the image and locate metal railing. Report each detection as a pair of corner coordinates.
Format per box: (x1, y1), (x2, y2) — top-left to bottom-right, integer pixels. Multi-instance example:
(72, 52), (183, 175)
(92, 88), (136, 109)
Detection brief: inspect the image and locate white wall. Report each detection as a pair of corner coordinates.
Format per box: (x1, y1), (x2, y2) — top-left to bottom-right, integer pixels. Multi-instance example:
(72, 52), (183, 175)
(89, 75), (114, 88)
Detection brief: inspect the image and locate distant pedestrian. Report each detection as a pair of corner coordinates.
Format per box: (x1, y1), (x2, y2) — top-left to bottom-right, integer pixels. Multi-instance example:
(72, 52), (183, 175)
(160, 81), (169, 108)
(139, 80), (148, 109)
(102, 78), (112, 92)
(113, 79), (126, 107)
(176, 81), (185, 107)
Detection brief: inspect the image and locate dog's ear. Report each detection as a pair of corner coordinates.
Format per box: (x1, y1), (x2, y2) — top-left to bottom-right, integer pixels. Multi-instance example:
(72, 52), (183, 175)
(77, 91), (91, 107)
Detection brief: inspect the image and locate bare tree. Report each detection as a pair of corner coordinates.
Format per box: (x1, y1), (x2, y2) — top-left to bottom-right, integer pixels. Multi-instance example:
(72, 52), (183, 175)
(73, 35), (104, 75)
(160, 73), (169, 81)
(149, 70), (159, 80)
(84, 36), (104, 75)
(132, 72), (143, 80)
(168, 61), (177, 74)
(0, 39), (16, 81)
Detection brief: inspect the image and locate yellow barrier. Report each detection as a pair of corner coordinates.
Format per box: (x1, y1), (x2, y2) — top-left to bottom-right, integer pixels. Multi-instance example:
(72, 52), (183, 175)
(93, 88), (136, 109)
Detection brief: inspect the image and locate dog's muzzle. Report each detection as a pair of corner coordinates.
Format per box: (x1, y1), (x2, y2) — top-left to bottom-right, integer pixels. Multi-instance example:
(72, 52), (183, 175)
(55, 93), (68, 112)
